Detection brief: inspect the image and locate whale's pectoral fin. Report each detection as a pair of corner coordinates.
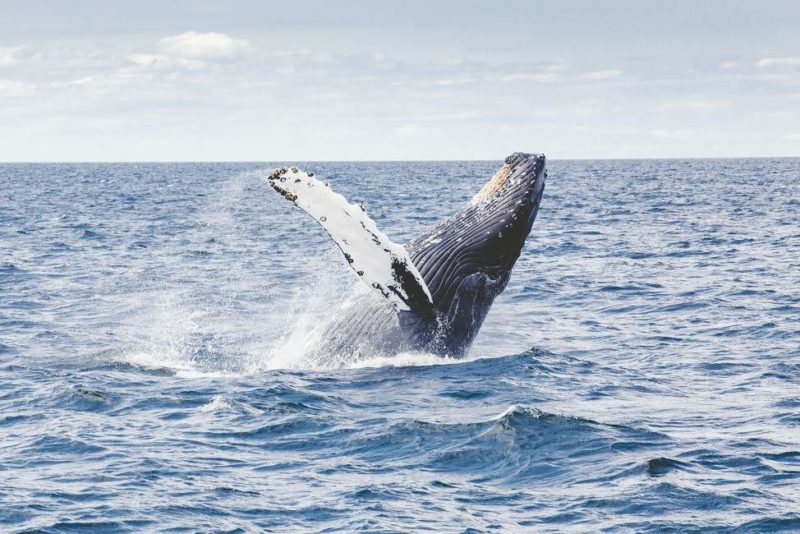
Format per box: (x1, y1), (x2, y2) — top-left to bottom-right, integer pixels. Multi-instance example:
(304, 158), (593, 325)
(267, 167), (435, 323)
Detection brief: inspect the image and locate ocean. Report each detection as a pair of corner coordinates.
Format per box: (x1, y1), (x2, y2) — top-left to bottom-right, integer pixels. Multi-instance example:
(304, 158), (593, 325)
(1, 159), (798, 532)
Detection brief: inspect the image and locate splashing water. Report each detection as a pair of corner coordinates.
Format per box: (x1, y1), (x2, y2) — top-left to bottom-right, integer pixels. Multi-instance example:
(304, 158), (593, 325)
(112, 168), (430, 374)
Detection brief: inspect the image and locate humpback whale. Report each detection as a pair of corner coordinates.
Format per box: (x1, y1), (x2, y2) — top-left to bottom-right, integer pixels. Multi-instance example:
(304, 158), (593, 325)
(267, 152), (546, 360)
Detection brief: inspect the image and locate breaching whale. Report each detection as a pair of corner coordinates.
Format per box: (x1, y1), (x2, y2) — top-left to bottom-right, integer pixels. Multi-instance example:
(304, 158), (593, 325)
(267, 152), (546, 360)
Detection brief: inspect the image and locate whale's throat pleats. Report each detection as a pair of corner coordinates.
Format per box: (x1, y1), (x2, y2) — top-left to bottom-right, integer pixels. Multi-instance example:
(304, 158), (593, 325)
(409, 153), (545, 312)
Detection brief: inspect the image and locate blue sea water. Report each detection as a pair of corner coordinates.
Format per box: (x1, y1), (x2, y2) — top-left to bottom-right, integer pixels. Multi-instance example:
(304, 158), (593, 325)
(1, 159), (799, 532)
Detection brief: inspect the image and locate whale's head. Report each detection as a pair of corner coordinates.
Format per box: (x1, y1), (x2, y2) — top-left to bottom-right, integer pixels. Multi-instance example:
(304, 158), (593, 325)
(409, 152), (546, 356)
(468, 152), (546, 242)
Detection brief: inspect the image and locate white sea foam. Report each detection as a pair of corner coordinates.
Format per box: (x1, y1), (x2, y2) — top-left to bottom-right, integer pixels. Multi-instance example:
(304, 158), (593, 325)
(348, 351), (465, 369)
(198, 394), (263, 415)
(199, 394), (233, 412)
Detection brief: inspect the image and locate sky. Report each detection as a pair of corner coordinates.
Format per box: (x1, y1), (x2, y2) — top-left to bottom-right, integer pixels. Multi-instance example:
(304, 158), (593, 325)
(1, 0), (799, 161)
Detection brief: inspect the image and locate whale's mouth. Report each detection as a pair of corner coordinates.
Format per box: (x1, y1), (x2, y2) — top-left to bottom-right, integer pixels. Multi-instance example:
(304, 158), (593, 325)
(470, 153), (545, 209)
(471, 164), (513, 204)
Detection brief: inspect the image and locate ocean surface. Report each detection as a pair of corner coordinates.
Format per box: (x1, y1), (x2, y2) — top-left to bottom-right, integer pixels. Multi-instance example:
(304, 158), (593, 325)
(1, 159), (799, 532)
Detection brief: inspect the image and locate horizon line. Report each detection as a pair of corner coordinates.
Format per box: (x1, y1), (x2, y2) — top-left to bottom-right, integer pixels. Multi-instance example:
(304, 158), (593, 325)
(1, 155), (799, 164)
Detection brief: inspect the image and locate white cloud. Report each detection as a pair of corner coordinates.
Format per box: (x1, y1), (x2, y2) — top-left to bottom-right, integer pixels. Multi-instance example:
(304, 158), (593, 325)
(783, 133), (800, 141)
(0, 46), (41, 67)
(757, 56), (800, 67)
(50, 75), (97, 88)
(128, 53), (174, 70)
(499, 73), (559, 83)
(429, 78), (479, 86)
(127, 53), (206, 71)
(417, 112), (476, 121)
(396, 124), (422, 136)
(0, 78), (36, 96)
(657, 99), (731, 111)
(580, 69), (623, 80)
(157, 31), (251, 60)
(719, 61), (741, 70)
(270, 49), (312, 58)
(650, 128), (696, 140)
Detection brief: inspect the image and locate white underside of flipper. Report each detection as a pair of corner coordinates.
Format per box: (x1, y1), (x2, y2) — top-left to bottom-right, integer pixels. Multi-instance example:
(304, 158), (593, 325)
(267, 167), (433, 315)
